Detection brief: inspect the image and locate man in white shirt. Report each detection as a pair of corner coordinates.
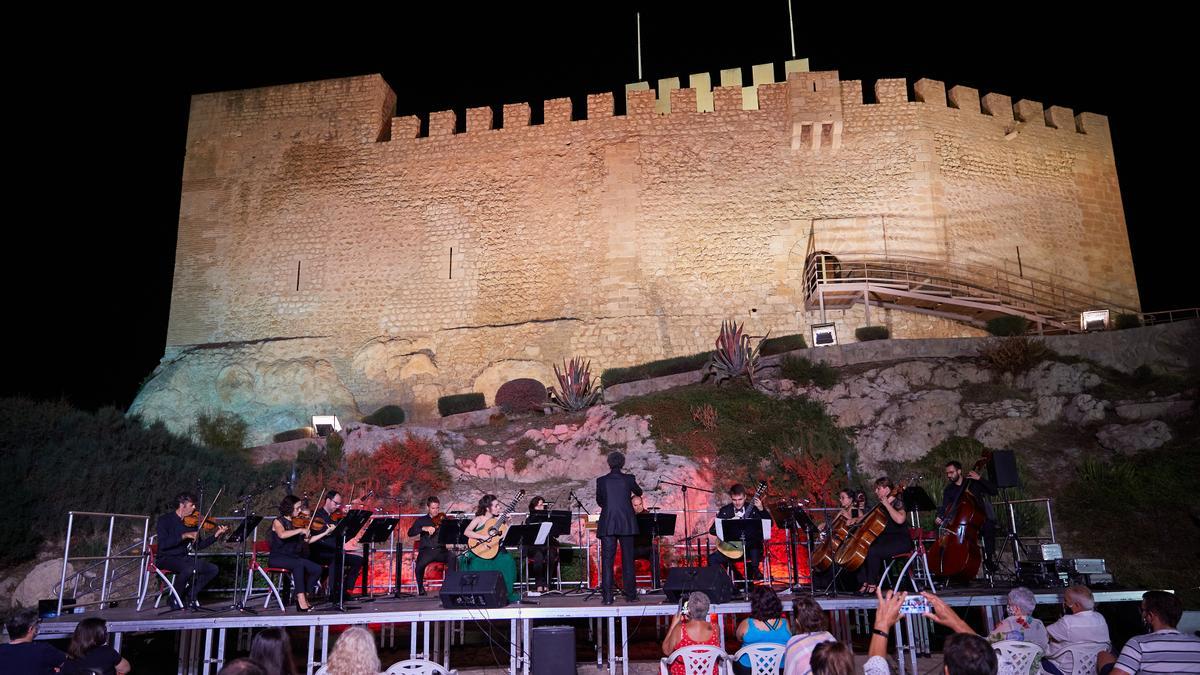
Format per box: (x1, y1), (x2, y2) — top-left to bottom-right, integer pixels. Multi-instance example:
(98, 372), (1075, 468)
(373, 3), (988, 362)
(1045, 585), (1111, 673)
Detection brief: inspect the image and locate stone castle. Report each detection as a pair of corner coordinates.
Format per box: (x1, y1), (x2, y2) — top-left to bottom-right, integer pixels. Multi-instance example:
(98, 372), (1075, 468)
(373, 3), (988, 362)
(131, 59), (1139, 441)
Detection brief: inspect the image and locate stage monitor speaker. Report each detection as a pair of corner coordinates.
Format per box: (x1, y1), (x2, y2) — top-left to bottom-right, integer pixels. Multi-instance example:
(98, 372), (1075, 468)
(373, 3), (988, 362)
(988, 449), (1021, 488)
(663, 566), (734, 604)
(439, 571), (509, 609)
(532, 625), (576, 675)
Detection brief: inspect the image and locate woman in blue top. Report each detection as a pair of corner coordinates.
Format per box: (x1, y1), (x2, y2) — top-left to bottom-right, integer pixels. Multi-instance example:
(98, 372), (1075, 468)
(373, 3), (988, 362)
(735, 586), (791, 674)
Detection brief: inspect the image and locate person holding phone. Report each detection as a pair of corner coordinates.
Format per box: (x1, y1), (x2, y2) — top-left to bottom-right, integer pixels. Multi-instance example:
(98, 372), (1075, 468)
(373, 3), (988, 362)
(662, 591), (721, 675)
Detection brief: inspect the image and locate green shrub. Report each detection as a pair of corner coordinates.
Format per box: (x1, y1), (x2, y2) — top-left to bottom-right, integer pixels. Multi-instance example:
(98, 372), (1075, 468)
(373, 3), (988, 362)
(438, 393), (486, 417)
(273, 428), (314, 443)
(601, 352), (713, 388)
(759, 333), (807, 356)
(0, 397), (278, 566)
(979, 337), (1049, 374)
(363, 404), (406, 426)
(985, 316), (1029, 336)
(1113, 313), (1142, 330)
(855, 326), (889, 342)
(780, 355), (839, 389)
(192, 411), (249, 452)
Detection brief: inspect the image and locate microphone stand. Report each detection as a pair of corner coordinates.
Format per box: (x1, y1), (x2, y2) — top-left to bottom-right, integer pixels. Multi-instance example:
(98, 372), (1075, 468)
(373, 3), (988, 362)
(564, 490), (597, 598)
(659, 480), (714, 567)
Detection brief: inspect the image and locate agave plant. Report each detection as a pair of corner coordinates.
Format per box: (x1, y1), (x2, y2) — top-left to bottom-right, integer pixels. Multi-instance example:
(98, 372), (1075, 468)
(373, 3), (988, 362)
(704, 319), (767, 385)
(547, 357), (603, 411)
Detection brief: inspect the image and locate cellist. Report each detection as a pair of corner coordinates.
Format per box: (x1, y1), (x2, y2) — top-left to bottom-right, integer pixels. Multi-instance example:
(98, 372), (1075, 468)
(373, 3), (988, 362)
(936, 460), (999, 576)
(858, 478), (913, 595)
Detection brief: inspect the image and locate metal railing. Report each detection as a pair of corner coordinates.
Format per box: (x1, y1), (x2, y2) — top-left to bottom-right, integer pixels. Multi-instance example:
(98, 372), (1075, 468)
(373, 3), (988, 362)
(804, 252), (1142, 333)
(56, 512), (151, 616)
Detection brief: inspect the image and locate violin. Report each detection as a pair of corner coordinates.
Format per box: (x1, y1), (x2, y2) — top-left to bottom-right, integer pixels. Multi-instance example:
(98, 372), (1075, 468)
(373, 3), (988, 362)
(182, 513), (223, 534)
(291, 514), (327, 532)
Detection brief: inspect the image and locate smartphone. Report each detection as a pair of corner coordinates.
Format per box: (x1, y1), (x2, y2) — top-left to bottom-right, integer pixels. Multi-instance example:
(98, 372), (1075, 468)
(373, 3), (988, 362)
(900, 595), (930, 615)
(681, 600), (690, 616)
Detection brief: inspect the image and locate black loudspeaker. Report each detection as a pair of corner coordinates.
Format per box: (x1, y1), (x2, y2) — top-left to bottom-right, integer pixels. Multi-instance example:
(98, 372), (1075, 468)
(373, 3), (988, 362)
(439, 571), (509, 609)
(663, 566), (734, 604)
(532, 625), (577, 674)
(988, 449), (1021, 488)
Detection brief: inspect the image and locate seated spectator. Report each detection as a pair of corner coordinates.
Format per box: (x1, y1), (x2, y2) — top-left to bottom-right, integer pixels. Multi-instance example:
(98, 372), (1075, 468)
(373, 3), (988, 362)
(1098, 590), (1200, 674)
(1044, 584), (1110, 674)
(782, 595), (836, 675)
(987, 586), (1048, 653)
(249, 627), (297, 675)
(663, 591), (721, 675)
(67, 617), (131, 675)
(0, 608), (69, 674)
(867, 589), (998, 675)
(734, 586), (790, 675)
(809, 641), (854, 675)
(218, 658), (266, 675)
(324, 626), (381, 675)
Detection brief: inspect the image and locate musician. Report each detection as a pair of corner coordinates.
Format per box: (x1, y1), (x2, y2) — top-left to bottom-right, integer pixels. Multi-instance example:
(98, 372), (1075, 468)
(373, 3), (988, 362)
(307, 489), (364, 602)
(708, 483), (769, 582)
(936, 460), (998, 575)
(631, 495), (654, 563)
(461, 494), (520, 602)
(407, 496), (458, 596)
(155, 491), (229, 608)
(524, 496), (559, 593)
(596, 451), (643, 605)
(837, 488), (864, 525)
(858, 477), (913, 595)
(271, 495), (330, 611)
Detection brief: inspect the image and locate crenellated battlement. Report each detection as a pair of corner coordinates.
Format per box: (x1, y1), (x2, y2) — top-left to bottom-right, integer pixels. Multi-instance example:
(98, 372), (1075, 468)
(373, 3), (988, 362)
(366, 62), (1110, 147)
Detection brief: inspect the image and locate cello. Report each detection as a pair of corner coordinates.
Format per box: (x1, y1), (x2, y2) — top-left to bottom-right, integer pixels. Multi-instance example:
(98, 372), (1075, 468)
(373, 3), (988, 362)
(926, 451), (992, 582)
(811, 497), (859, 573)
(833, 478), (910, 572)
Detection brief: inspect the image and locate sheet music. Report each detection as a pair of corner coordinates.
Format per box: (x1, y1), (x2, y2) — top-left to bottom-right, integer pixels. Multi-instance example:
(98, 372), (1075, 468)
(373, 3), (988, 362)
(533, 521), (553, 546)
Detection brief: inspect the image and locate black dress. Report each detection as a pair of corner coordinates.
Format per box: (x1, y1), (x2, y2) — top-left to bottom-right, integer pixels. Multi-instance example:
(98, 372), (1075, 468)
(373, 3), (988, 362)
(269, 516), (323, 598)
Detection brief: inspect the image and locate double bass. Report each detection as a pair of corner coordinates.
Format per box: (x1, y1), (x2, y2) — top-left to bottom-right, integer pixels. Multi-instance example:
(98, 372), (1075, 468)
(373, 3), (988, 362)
(833, 479), (909, 572)
(926, 451), (992, 582)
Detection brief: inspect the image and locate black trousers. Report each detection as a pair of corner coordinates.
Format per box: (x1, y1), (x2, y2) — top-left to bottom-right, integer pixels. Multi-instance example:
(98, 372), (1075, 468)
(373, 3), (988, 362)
(861, 533), (914, 586)
(158, 555), (218, 603)
(309, 546), (364, 598)
(526, 543), (558, 588)
(414, 547), (456, 595)
(269, 554), (322, 596)
(601, 535), (636, 600)
(708, 547), (763, 581)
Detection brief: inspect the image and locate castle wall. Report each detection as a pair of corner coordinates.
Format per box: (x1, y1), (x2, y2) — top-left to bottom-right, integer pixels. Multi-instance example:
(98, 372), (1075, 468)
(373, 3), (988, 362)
(143, 66), (1137, 436)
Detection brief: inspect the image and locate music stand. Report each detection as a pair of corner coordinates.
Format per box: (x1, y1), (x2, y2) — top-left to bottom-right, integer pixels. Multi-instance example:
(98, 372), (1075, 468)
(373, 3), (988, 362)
(771, 502), (816, 593)
(902, 486), (937, 513)
(716, 518), (769, 595)
(527, 510), (571, 594)
(214, 512), (263, 615)
(636, 512), (677, 592)
(355, 515), (398, 603)
(326, 510), (371, 611)
(503, 523), (551, 603)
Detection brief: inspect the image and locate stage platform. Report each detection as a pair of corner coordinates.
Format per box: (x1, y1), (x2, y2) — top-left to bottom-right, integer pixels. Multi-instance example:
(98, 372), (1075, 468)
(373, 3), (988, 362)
(36, 587), (1148, 675)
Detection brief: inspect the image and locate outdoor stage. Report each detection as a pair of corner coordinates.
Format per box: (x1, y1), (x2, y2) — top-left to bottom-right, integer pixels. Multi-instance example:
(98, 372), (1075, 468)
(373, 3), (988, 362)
(36, 586), (1148, 675)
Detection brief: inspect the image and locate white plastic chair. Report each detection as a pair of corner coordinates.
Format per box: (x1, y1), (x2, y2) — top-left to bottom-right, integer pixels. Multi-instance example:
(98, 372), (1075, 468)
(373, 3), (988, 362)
(660, 644), (730, 675)
(727, 643), (785, 675)
(383, 658), (458, 674)
(314, 666), (328, 675)
(992, 640), (1043, 675)
(1049, 641), (1106, 675)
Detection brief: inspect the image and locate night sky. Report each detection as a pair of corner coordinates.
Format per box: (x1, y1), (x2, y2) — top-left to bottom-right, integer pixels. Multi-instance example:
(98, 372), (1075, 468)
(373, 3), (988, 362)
(8, 7), (1190, 412)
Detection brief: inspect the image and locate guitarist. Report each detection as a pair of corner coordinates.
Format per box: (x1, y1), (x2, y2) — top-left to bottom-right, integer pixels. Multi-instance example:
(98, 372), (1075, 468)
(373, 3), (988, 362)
(707, 483), (770, 583)
(461, 493), (521, 602)
(858, 477), (913, 595)
(937, 460), (999, 576)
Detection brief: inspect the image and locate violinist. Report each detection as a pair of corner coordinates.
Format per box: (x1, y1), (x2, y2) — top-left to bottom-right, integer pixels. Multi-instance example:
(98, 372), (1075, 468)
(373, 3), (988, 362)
(271, 495), (330, 611)
(937, 460), (998, 575)
(155, 491), (230, 608)
(307, 489), (364, 602)
(406, 496), (457, 596)
(858, 478), (913, 595)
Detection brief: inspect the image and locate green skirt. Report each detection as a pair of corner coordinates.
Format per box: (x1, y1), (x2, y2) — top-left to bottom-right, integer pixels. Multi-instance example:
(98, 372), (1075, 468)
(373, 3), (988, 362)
(460, 549), (520, 602)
